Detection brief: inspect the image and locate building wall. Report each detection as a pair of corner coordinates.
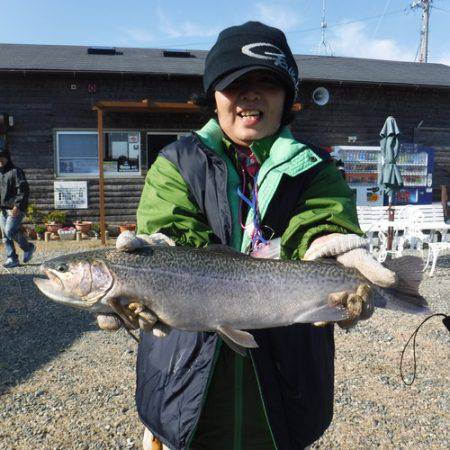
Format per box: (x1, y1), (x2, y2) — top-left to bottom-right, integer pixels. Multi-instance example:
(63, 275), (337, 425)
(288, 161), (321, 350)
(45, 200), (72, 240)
(1, 72), (449, 226)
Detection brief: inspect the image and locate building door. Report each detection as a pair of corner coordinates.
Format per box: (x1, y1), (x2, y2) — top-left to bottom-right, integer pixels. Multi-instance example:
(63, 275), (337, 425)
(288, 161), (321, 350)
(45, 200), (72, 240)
(147, 132), (189, 169)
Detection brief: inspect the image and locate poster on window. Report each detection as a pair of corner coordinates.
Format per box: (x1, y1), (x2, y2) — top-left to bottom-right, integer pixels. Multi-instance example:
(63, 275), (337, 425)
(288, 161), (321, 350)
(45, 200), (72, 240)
(54, 181), (88, 209)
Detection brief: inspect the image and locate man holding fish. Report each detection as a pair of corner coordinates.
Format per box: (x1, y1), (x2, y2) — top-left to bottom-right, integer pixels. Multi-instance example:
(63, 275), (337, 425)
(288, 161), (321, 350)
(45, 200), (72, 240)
(130, 21), (402, 450)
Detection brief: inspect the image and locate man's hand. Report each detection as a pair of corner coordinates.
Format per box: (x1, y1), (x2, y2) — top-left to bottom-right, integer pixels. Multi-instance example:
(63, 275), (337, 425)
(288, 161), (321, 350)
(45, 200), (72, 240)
(96, 231), (175, 336)
(304, 233), (397, 329)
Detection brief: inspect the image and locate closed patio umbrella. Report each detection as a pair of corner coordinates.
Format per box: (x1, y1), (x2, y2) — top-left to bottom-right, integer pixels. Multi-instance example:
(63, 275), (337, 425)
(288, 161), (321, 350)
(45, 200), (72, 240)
(378, 116), (403, 251)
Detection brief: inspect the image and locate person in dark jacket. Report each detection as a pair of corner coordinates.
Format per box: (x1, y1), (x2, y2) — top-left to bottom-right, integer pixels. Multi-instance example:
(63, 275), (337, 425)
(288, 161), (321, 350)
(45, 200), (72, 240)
(0, 141), (35, 268)
(98, 21), (396, 450)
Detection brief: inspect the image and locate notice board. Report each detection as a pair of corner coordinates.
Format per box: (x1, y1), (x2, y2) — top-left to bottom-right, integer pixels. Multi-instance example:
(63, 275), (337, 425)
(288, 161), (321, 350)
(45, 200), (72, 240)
(54, 181), (88, 209)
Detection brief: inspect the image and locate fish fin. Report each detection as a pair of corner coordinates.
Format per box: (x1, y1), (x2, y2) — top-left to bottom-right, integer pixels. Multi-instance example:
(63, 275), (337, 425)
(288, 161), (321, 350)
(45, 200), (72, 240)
(294, 304), (349, 324)
(107, 297), (139, 329)
(383, 256), (424, 297)
(218, 333), (248, 356)
(216, 325), (258, 352)
(373, 287), (430, 314)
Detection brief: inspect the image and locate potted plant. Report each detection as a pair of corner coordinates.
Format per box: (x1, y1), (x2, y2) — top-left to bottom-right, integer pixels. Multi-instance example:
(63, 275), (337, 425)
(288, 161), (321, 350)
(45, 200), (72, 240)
(21, 224), (37, 240)
(26, 203), (44, 224)
(73, 220), (92, 234)
(24, 204), (44, 239)
(45, 210), (67, 235)
(34, 224), (46, 240)
(90, 222), (100, 239)
(119, 223), (136, 234)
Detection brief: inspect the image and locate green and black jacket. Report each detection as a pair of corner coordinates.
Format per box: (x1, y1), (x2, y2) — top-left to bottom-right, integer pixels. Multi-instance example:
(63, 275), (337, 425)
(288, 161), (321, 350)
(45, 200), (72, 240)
(135, 119), (362, 450)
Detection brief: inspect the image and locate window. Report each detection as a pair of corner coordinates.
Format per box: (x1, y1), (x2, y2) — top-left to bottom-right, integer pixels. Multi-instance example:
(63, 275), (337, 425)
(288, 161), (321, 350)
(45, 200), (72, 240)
(56, 131), (141, 177)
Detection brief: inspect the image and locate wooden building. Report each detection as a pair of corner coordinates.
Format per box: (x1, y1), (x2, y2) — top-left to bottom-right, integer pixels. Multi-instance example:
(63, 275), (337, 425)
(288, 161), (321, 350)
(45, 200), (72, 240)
(0, 43), (449, 225)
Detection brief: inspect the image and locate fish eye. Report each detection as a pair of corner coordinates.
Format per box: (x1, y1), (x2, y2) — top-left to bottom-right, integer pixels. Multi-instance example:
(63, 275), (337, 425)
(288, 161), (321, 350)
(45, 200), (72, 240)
(56, 263), (69, 273)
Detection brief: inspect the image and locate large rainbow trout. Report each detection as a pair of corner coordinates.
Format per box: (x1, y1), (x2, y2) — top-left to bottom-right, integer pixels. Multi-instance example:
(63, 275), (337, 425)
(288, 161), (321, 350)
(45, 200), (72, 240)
(34, 245), (428, 352)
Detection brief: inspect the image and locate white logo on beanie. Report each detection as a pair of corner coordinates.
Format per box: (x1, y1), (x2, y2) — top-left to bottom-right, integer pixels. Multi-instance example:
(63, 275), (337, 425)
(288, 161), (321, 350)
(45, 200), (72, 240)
(242, 42), (299, 95)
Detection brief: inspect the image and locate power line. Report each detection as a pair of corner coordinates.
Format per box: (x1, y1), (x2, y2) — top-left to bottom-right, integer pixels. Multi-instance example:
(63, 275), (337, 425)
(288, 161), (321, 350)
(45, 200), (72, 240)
(371, 0), (393, 39)
(432, 5), (450, 11)
(159, 8), (407, 50)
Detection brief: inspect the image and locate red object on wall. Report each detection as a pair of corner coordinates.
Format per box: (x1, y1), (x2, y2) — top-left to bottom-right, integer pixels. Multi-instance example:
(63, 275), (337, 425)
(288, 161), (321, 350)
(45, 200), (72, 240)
(87, 83), (97, 93)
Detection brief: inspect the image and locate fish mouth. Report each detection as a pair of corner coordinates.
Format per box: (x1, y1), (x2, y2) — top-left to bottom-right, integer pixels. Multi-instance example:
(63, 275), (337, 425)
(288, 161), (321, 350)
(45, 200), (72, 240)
(34, 276), (90, 308)
(33, 267), (96, 309)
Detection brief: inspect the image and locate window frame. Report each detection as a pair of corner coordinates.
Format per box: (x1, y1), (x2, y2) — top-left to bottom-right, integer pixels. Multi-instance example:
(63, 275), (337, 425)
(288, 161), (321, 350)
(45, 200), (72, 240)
(54, 129), (143, 179)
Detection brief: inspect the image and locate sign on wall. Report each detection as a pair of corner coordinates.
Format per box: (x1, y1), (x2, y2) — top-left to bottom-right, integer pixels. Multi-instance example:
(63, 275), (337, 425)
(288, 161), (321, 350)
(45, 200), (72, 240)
(54, 181), (88, 209)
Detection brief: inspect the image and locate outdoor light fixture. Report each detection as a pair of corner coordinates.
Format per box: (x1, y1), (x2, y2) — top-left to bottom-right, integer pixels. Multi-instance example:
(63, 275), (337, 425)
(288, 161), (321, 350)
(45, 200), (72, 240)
(312, 87), (330, 106)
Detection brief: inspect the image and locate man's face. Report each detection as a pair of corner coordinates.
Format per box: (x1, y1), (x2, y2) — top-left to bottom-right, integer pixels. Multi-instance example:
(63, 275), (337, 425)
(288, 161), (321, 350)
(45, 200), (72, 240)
(0, 157), (8, 166)
(214, 71), (286, 146)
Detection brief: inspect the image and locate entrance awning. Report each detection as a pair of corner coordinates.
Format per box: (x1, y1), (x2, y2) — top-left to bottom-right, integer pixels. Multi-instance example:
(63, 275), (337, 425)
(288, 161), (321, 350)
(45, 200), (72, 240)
(93, 99), (202, 245)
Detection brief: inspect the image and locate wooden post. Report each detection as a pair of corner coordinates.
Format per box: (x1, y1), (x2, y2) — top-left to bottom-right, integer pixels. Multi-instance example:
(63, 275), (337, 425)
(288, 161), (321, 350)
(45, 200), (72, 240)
(441, 185), (448, 222)
(97, 108), (106, 246)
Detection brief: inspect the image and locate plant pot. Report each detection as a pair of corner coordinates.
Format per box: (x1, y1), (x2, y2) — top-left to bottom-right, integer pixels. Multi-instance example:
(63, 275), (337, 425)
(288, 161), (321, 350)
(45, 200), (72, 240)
(58, 227), (76, 241)
(74, 221), (92, 234)
(45, 222), (63, 234)
(37, 233), (44, 241)
(23, 225), (37, 240)
(119, 223), (136, 234)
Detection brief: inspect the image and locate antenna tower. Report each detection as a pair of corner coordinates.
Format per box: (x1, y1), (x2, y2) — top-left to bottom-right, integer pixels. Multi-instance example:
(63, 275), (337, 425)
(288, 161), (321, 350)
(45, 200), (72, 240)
(411, 0), (433, 63)
(317, 0), (333, 56)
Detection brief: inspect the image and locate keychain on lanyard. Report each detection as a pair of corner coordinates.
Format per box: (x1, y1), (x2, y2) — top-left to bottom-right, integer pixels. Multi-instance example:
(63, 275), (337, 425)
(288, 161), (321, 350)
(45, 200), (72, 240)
(236, 167), (268, 252)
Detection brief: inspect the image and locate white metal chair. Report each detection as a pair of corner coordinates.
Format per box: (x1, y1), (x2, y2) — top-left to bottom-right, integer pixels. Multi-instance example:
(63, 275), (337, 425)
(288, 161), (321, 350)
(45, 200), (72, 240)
(423, 242), (450, 276)
(403, 208), (433, 255)
(376, 226), (405, 263)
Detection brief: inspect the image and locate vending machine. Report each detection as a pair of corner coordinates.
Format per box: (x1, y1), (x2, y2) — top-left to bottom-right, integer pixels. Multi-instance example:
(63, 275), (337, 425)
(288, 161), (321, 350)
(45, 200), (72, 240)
(331, 146), (383, 206)
(331, 144), (434, 206)
(387, 143), (434, 205)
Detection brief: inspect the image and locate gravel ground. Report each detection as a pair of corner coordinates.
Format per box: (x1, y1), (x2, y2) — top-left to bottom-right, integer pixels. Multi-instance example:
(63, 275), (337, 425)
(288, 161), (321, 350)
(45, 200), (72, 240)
(0, 240), (449, 450)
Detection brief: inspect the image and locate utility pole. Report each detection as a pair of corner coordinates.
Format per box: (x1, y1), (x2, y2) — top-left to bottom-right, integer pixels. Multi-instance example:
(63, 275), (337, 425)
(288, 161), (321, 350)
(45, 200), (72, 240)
(411, 0), (432, 63)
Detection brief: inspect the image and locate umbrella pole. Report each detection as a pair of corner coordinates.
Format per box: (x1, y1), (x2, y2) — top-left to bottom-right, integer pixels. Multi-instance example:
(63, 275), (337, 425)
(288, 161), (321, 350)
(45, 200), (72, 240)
(387, 193), (395, 253)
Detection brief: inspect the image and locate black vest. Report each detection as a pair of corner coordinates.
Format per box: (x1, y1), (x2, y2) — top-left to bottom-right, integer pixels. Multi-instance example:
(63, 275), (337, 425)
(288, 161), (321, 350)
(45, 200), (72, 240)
(136, 134), (335, 450)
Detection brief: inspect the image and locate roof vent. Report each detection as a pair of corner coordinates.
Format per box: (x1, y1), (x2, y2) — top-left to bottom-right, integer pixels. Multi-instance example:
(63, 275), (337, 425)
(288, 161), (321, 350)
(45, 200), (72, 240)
(162, 50), (194, 58)
(87, 46), (120, 55)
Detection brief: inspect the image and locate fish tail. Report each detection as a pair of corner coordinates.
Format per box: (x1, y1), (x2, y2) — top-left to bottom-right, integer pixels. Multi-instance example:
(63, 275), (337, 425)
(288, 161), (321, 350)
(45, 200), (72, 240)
(376, 256), (429, 313)
(383, 255), (423, 297)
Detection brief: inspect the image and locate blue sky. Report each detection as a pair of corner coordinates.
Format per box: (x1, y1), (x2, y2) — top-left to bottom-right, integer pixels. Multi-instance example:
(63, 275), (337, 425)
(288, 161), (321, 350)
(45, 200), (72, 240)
(0, 0), (449, 64)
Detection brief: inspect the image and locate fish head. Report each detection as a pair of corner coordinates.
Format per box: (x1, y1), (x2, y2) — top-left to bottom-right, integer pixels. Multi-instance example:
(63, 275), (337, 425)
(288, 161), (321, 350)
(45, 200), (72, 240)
(34, 255), (114, 311)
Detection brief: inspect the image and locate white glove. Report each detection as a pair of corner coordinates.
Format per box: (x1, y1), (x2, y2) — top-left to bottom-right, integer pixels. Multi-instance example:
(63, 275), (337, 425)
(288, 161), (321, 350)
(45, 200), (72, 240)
(304, 233), (397, 329)
(116, 230), (176, 251)
(96, 231), (175, 336)
(303, 233), (397, 287)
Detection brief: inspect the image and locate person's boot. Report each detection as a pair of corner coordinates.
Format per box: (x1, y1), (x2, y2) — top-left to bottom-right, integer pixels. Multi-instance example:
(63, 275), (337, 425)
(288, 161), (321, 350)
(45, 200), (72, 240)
(23, 243), (36, 263)
(3, 258), (19, 268)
